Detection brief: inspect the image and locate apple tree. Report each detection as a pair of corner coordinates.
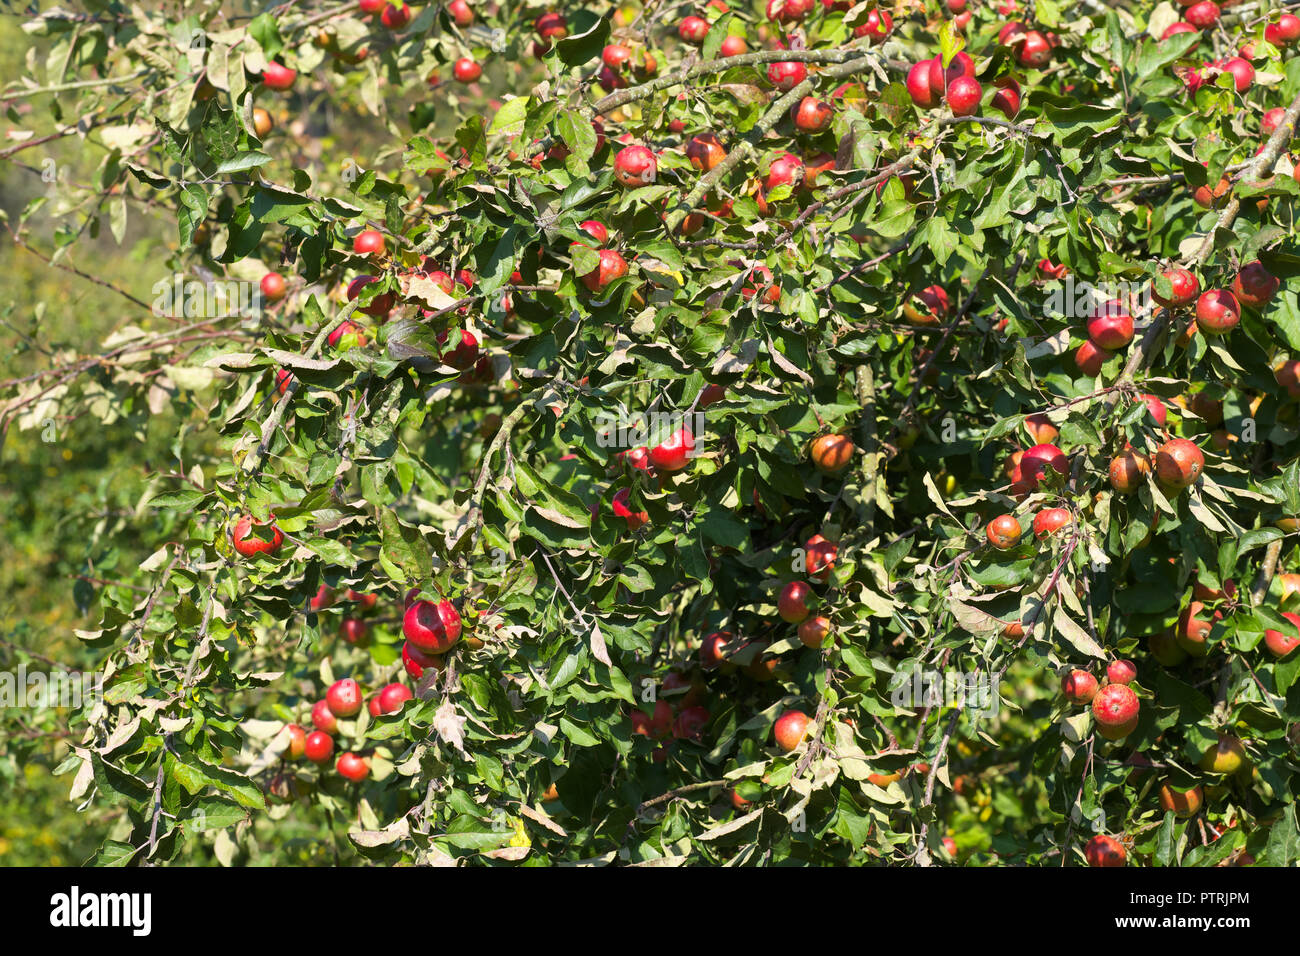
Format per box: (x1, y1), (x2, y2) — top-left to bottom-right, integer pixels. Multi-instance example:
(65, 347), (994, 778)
(3, 0), (1300, 866)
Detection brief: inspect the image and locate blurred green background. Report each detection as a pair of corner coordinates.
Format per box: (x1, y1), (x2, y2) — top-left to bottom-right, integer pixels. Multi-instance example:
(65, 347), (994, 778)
(0, 9), (178, 864)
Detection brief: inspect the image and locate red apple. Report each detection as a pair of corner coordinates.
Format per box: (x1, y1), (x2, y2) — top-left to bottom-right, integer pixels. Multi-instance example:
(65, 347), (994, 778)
(1092, 684), (1140, 739)
(613, 145), (657, 187)
(778, 580), (811, 623)
(311, 699), (338, 735)
(767, 60), (809, 91)
(231, 515), (282, 557)
(1195, 289), (1241, 335)
(336, 752), (370, 782)
(1232, 261), (1279, 308)
(304, 731), (333, 763)
(326, 678), (363, 718)
(1264, 611), (1300, 658)
(452, 57), (481, 83)
(1061, 669), (1099, 703)
(403, 598), (463, 653)
(648, 427), (695, 472)
(773, 709), (810, 752)
(261, 62), (297, 90)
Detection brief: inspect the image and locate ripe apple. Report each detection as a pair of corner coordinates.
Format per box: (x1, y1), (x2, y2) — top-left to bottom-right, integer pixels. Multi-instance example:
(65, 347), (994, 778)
(614, 145), (657, 186)
(793, 96), (833, 132)
(767, 60), (808, 91)
(1106, 660), (1137, 685)
(1139, 393), (1168, 426)
(903, 285), (950, 325)
(767, 0), (813, 23)
(260, 272), (286, 303)
(611, 487), (648, 530)
(1109, 446), (1149, 494)
(1220, 57), (1253, 92)
(1020, 442), (1068, 490)
(1192, 172), (1231, 208)
(261, 62), (297, 90)
(1199, 732), (1248, 774)
(252, 108), (274, 138)
(700, 630), (735, 669)
(1162, 21), (1197, 42)
(359, 0), (386, 12)
(1195, 289), (1241, 334)
(679, 134), (726, 174)
(328, 319), (367, 349)
(1232, 261), (1279, 308)
(1277, 360), (1300, 398)
(798, 615), (830, 648)
(1157, 781), (1203, 817)
(1092, 684), (1139, 739)
(534, 11), (567, 40)
(1061, 669), (1099, 703)
(906, 60), (939, 109)
(304, 731), (334, 763)
(773, 709), (810, 752)
(679, 15), (710, 43)
(381, 2), (412, 29)
(1191, 574), (1235, 602)
(778, 580), (812, 623)
(804, 534), (838, 580)
(346, 275), (393, 317)
(991, 78), (1021, 119)
(345, 589), (377, 610)
(448, 0), (474, 27)
(672, 705), (710, 740)
(1016, 30), (1052, 67)
(1177, 600), (1221, 656)
(402, 640), (445, 679)
(1087, 300), (1135, 349)
(1024, 413), (1058, 444)
(810, 433), (855, 474)
(1075, 340), (1113, 376)
(766, 151), (804, 190)
(437, 329), (480, 370)
(1266, 13), (1300, 44)
(1152, 267), (1200, 307)
(326, 678), (363, 718)
(353, 229), (385, 256)
(1085, 834), (1126, 867)
(579, 248), (628, 292)
(452, 57), (481, 82)
(285, 724), (307, 759)
(855, 9), (893, 43)
(698, 383), (726, 408)
(1264, 611), (1300, 658)
(231, 515), (283, 557)
(403, 598), (463, 653)
(927, 52), (975, 97)
(720, 34), (747, 57)
(311, 699), (338, 734)
(1185, 1), (1219, 28)
(602, 44), (632, 71)
(339, 618), (369, 646)
(1033, 507), (1072, 537)
(986, 513), (1022, 550)
(946, 75), (982, 116)
(375, 683), (414, 715)
(648, 427), (695, 472)
(1154, 437), (1204, 489)
(336, 752), (370, 782)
